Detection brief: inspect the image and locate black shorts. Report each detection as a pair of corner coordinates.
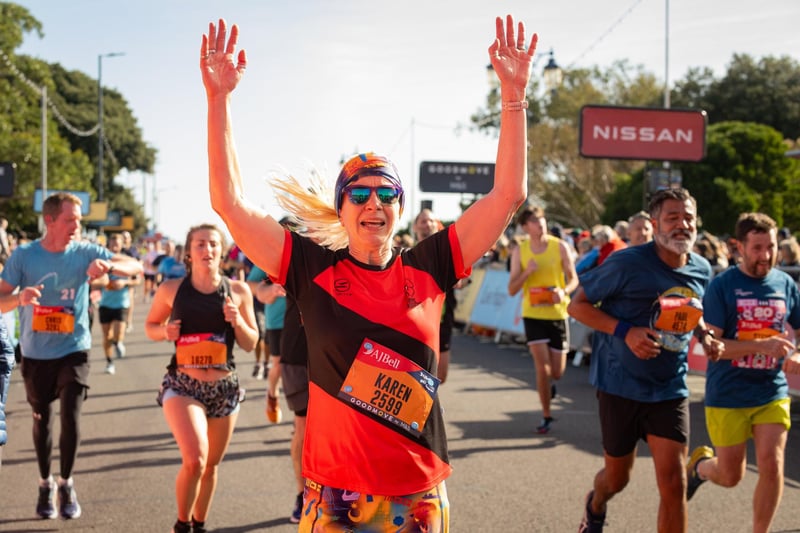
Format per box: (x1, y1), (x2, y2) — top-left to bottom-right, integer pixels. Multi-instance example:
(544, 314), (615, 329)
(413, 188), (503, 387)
(597, 390), (689, 457)
(523, 318), (569, 351)
(266, 329), (282, 356)
(98, 306), (129, 324)
(144, 273), (157, 282)
(21, 352), (90, 411)
(254, 308), (266, 340)
(280, 363), (309, 416)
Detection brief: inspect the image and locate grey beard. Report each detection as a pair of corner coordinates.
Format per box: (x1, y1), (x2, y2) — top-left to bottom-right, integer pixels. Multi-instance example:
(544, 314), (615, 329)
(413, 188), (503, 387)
(657, 234), (695, 255)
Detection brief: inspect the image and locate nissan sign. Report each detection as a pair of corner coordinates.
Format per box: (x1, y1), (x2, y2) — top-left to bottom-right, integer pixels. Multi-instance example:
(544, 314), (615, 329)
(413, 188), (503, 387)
(579, 105), (707, 162)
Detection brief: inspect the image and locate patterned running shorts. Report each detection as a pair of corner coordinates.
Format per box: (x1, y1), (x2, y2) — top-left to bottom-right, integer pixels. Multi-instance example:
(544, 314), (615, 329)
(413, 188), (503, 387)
(299, 479), (449, 532)
(156, 371), (240, 418)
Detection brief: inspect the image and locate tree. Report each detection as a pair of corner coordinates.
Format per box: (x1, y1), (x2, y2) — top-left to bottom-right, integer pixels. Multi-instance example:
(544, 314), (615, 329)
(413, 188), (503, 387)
(472, 61), (662, 229)
(0, 2), (155, 237)
(672, 54), (800, 140)
(679, 121), (800, 235)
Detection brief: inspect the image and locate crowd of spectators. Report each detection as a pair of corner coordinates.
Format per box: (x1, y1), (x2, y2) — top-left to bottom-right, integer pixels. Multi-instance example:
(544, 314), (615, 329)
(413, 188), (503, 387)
(467, 210), (800, 283)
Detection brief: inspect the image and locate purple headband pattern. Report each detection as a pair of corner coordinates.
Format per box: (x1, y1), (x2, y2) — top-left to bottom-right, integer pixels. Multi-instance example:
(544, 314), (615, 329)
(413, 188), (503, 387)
(334, 152), (405, 215)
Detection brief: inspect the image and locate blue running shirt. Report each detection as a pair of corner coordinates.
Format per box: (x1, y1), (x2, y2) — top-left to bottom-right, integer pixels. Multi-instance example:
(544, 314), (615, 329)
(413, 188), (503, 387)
(579, 241), (713, 402)
(2, 240), (112, 359)
(703, 266), (800, 408)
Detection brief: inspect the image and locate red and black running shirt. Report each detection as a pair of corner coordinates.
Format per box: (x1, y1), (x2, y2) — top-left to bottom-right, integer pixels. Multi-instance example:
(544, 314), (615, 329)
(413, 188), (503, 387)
(272, 225), (470, 495)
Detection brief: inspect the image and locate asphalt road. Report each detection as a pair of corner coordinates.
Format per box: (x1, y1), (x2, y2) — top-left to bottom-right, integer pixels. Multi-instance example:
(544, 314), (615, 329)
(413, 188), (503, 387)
(1, 300), (799, 532)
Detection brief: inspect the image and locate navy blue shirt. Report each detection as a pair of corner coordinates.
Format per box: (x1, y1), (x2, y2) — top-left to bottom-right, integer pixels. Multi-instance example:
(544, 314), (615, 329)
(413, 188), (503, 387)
(580, 241), (713, 402)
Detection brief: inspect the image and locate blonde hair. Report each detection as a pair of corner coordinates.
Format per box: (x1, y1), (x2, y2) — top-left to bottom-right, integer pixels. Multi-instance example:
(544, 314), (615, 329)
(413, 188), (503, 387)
(270, 168), (350, 250)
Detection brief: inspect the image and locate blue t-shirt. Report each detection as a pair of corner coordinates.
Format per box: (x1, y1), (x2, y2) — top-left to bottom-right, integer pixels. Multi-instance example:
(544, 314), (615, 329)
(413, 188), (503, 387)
(247, 265), (285, 329)
(576, 247), (599, 274)
(98, 274), (131, 309)
(1, 240), (113, 359)
(579, 241), (713, 402)
(703, 266), (800, 408)
(158, 256), (186, 279)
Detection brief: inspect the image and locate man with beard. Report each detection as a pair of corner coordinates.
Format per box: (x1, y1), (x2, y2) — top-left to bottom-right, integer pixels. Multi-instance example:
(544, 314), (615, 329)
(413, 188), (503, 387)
(687, 212), (800, 533)
(568, 188), (724, 533)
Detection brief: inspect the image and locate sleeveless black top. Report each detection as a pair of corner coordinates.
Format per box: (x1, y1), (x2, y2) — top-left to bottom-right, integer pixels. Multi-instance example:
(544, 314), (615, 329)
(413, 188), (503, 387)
(167, 276), (236, 372)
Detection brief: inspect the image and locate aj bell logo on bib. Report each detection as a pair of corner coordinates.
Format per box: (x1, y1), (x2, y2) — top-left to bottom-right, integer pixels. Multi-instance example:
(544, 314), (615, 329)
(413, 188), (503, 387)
(339, 338), (439, 437)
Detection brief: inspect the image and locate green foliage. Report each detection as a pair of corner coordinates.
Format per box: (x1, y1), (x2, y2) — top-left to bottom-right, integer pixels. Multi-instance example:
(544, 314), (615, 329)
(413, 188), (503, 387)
(0, 2), (41, 53)
(672, 54), (800, 140)
(474, 49), (800, 233)
(679, 121), (800, 235)
(0, 3), (155, 238)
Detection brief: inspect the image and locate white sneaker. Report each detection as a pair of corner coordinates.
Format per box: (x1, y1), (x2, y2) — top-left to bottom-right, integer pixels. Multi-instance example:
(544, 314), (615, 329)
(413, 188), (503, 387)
(114, 342), (126, 359)
(104, 361), (116, 375)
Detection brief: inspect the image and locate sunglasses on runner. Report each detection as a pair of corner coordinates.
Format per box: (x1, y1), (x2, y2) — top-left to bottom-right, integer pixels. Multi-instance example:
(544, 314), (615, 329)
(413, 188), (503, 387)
(343, 185), (402, 206)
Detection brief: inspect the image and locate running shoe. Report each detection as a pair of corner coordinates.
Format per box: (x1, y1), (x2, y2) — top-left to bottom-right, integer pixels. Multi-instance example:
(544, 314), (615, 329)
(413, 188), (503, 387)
(290, 492), (303, 523)
(171, 519), (192, 533)
(114, 342), (126, 359)
(36, 479), (57, 519)
(536, 416), (554, 434)
(252, 364), (260, 378)
(57, 481), (81, 519)
(686, 445), (714, 501)
(266, 394), (282, 424)
(104, 361), (116, 375)
(191, 517), (207, 533)
(578, 490), (605, 533)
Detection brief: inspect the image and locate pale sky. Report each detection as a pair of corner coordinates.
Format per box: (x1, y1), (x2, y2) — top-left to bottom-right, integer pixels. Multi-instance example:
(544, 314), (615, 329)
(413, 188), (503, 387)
(12, 0), (800, 241)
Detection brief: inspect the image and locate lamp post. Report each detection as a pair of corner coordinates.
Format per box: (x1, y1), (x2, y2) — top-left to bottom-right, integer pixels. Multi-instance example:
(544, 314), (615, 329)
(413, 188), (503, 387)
(542, 49), (564, 94)
(97, 52), (124, 202)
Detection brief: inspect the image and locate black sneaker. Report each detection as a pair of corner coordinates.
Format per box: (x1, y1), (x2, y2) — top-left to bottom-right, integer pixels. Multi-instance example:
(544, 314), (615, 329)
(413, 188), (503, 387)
(57, 481), (81, 519)
(686, 445), (714, 501)
(36, 480), (57, 519)
(578, 491), (605, 533)
(290, 492), (303, 523)
(536, 416), (554, 434)
(191, 517), (207, 533)
(172, 519), (192, 533)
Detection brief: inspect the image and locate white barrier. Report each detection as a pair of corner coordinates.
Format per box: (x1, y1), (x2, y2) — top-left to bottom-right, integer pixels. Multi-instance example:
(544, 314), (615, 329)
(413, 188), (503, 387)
(467, 268), (524, 335)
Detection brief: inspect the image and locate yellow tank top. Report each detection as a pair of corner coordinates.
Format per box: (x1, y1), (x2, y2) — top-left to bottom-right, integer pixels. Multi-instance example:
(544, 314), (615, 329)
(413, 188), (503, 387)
(520, 235), (569, 320)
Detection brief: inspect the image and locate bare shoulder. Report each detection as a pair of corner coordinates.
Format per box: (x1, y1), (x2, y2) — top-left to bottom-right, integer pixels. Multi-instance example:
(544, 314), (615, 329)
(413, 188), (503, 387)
(157, 278), (183, 300)
(228, 278), (253, 297)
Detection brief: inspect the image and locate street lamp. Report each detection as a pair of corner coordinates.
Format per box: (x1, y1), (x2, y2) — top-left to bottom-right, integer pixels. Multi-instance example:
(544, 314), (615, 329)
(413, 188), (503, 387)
(542, 49), (563, 94)
(98, 52), (124, 202)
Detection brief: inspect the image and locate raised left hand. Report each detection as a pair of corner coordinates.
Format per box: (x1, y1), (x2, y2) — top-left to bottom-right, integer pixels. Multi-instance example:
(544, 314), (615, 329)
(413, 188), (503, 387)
(201, 18), (248, 99)
(487, 15), (539, 100)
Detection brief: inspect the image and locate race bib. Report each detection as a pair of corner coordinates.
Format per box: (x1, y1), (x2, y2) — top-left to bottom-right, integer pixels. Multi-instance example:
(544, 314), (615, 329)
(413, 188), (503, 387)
(32, 305), (75, 334)
(175, 333), (227, 368)
(654, 296), (702, 333)
(735, 320), (782, 370)
(528, 286), (555, 306)
(734, 298), (786, 370)
(339, 338), (440, 437)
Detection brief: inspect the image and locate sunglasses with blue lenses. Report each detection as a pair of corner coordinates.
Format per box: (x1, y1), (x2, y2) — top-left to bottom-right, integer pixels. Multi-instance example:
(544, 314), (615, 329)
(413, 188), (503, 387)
(344, 185), (402, 206)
